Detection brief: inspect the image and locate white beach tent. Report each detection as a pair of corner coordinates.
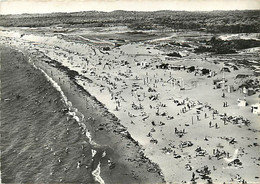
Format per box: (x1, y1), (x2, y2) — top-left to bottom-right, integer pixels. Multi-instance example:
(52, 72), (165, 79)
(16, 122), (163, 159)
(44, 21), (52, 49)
(251, 103), (260, 114)
(237, 98), (247, 107)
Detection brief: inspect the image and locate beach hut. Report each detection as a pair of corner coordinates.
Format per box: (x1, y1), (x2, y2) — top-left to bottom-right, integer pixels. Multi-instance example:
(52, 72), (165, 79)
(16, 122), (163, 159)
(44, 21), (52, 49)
(220, 67), (231, 73)
(236, 74), (249, 79)
(237, 98), (247, 107)
(208, 71), (214, 77)
(170, 65), (181, 70)
(227, 85), (235, 93)
(231, 65), (239, 70)
(141, 61), (149, 68)
(242, 87), (248, 95)
(251, 103), (260, 114)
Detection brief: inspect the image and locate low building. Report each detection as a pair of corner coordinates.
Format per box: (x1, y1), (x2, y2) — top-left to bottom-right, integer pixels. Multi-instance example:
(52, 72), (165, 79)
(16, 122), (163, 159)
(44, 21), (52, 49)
(220, 67), (231, 73)
(251, 103), (260, 114)
(227, 85), (235, 93)
(237, 98), (247, 107)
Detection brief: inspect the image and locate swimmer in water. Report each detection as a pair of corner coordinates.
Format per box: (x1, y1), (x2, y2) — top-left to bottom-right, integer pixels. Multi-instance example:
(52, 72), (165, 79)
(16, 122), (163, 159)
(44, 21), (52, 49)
(77, 161), (81, 168)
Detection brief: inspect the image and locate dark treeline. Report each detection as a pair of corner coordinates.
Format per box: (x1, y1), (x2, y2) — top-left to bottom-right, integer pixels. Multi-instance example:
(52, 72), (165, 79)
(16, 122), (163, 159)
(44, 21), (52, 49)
(195, 36), (260, 54)
(0, 10), (259, 33)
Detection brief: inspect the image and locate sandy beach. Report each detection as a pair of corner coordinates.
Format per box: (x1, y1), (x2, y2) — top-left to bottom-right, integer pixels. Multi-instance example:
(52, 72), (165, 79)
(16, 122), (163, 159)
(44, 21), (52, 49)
(1, 24), (259, 183)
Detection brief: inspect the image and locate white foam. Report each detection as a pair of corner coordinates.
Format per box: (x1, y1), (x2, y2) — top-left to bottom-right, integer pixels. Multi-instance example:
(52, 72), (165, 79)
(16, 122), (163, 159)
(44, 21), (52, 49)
(32, 62), (97, 145)
(34, 63), (106, 183)
(101, 151), (106, 158)
(92, 162), (105, 184)
(79, 122), (87, 130)
(67, 111), (76, 117)
(32, 63), (70, 107)
(81, 114), (85, 121)
(73, 115), (80, 123)
(91, 149), (97, 157)
(67, 101), (72, 107)
(4, 37), (107, 184)
(85, 131), (93, 143)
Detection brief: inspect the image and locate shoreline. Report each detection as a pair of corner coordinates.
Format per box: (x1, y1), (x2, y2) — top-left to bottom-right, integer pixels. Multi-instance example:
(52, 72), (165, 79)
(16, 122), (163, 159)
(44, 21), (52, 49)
(31, 50), (165, 184)
(0, 46), (97, 183)
(0, 45), (165, 184)
(1, 27), (260, 183)
(18, 43), (165, 183)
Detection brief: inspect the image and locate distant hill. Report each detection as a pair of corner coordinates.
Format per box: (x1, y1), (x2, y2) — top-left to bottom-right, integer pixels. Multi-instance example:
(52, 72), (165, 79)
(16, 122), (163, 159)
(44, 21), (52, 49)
(0, 10), (259, 33)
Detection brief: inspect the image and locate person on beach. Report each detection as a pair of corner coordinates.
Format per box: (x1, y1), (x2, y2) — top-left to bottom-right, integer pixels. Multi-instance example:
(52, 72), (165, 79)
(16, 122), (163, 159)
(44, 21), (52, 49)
(191, 172), (195, 181)
(204, 136), (208, 141)
(222, 93), (225, 98)
(213, 166), (216, 171)
(227, 152), (230, 158)
(175, 127), (178, 133)
(209, 121), (212, 128)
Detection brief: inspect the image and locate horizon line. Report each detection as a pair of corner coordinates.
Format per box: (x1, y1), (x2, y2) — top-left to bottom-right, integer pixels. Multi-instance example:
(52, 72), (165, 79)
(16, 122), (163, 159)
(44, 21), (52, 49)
(1, 9), (260, 16)
(0, 0), (259, 15)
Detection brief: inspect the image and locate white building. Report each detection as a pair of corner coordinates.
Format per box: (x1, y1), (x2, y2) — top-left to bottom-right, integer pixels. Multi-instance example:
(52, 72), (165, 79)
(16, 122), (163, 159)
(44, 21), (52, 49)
(251, 103), (260, 114)
(237, 98), (247, 107)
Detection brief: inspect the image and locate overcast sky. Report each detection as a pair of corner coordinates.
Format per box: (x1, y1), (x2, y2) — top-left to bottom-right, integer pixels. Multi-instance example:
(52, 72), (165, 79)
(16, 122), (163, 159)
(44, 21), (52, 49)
(0, 0), (259, 15)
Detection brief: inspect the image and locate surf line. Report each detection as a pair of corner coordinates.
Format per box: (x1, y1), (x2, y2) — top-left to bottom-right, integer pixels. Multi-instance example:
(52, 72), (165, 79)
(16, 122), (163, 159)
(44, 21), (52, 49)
(30, 60), (105, 184)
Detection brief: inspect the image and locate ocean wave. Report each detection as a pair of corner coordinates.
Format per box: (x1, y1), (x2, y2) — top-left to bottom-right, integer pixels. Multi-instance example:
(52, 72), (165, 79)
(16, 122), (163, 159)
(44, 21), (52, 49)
(91, 149), (97, 158)
(92, 162), (105, 184)
(31, 62), (69, 106)
(31, 61), (105, 184)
